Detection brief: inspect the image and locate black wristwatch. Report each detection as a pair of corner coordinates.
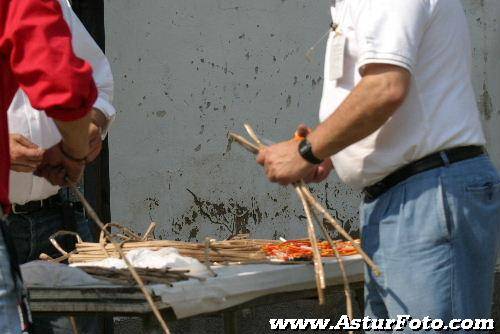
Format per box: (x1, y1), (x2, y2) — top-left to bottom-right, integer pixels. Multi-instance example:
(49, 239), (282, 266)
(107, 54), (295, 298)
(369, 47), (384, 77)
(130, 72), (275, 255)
(298, 138), (323, 165)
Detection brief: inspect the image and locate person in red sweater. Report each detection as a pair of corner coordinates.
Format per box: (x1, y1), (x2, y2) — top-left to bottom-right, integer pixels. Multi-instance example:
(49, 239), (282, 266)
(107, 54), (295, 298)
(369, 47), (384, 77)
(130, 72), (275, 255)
(0, 0), (97, 332)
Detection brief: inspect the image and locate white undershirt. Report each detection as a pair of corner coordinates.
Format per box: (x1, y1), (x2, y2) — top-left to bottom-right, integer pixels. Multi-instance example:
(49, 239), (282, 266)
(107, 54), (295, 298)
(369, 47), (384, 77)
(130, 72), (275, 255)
(319, 0), (485, 189)
(8, 0), (116, 204)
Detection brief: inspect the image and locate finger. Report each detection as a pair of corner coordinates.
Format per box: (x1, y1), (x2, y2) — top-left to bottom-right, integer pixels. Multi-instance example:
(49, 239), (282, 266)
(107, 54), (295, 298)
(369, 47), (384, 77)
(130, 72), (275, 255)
(46, 167), (66, 186)
(14, 134), (40, 149)
(63, 160), (85, 185)
(10, 163), (37, 173)
(17, 146), (44, 162)
(313, 166), (331, 183)
(256, 150), (266, 166)
(11, 158), (39, 169)
(278, 179), (288, 186)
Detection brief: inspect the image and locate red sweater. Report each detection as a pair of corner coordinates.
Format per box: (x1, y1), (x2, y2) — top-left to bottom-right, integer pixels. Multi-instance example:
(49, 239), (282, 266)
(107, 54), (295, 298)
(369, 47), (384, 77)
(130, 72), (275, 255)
(0, 0), (97, 208)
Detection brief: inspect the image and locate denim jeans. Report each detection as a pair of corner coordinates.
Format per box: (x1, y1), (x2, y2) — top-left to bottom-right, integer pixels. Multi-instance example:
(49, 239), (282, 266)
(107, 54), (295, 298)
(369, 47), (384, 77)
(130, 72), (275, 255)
(361, 155), (500, 333)
(6, 202), (99, 334)
(0, 217), (24, 334)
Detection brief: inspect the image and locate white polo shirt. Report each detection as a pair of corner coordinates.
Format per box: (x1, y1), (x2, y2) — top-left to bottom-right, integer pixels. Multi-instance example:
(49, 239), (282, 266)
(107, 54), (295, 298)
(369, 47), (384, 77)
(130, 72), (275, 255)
(319, 0), (485, 189)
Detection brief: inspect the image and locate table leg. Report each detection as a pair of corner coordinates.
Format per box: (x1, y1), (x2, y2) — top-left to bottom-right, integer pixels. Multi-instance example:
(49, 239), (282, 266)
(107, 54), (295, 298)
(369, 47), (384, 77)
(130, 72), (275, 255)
(223, 310), (238, 334)
(354, 286), (365, 315)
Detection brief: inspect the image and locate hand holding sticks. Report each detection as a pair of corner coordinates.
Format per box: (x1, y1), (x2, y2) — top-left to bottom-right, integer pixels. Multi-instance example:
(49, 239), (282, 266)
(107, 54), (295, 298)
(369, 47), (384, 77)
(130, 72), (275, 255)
(229, 124), (381, 327)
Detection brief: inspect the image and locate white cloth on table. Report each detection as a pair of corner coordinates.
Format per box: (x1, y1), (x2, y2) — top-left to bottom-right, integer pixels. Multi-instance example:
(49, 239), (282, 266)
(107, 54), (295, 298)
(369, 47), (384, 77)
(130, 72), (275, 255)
(152, 255), (364, 319)
(70, 248), (211, 278)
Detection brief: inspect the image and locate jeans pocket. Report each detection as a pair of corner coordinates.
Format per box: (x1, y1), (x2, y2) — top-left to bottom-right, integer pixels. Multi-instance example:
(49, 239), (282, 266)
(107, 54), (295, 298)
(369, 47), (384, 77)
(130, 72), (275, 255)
(466, 180), (500, 201)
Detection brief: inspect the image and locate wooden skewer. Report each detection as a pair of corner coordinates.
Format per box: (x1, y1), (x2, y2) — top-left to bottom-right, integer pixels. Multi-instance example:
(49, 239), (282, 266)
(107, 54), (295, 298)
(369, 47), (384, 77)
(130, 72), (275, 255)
(307, 191), (353, 333)
(229, 127), (381, 276)
(142, 222), (157, 240)
(67, 183), (172, 334)
(295, 185), (326, 305)
(243, 123), (265, 147)
(204, 237), (217, 277)
(243, 123), (326, 304)
(228, 132), (259, 154)
(300, 188), (381, 276)
(69, 316), (79, 334)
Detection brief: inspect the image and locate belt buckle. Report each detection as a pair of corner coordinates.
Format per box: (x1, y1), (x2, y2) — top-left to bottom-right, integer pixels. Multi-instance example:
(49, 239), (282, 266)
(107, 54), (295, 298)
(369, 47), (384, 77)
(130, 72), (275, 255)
(11, 204), (26, 215)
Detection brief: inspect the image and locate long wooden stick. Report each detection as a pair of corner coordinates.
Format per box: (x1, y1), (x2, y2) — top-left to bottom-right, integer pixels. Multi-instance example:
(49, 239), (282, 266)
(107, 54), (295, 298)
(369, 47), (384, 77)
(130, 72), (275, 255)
(229, 129), (381, 276)
(306, 191), (353, 332)
(69, 316), (79, 334)
(229, 132), (259, 154)
(68, 183), (171, 334)
(300, 188), (380, 276)
(295, 185), (326, 304)
(243, 123), (265, 147)
(242, 124), (326, 304)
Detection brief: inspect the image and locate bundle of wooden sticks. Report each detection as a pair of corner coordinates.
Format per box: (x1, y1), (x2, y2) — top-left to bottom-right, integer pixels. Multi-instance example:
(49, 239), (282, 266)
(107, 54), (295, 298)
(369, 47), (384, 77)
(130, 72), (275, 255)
(45, 224), (278, 265)
(70, 237), (276, 264)
(229, 124), (381, 334)
(79, 266), (197, 286)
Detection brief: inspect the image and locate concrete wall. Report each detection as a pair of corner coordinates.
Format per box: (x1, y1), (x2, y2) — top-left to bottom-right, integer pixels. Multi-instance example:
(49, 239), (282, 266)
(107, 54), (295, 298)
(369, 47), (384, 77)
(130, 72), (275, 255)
(105, 0), (361, 241)
(105, 0), (500, 242)
(105, 0), (500, 332)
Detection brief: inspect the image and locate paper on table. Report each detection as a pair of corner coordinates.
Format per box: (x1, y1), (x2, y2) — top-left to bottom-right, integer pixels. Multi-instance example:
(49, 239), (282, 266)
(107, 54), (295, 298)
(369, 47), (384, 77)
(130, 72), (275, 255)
(151, 255), (364, 319)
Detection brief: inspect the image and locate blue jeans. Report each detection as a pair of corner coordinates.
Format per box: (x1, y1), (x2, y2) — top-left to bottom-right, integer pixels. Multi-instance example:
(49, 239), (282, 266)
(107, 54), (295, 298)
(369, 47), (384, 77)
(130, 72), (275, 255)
(7, 205), (93, 263)
(0, 218), (24, 334)
(361, 155), (500, 333)
(6, 202), (98, 334)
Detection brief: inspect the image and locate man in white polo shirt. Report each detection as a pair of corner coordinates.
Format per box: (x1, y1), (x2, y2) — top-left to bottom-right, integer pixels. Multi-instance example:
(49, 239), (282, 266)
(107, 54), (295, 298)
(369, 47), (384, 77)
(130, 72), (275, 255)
(257, 0), (500, 326)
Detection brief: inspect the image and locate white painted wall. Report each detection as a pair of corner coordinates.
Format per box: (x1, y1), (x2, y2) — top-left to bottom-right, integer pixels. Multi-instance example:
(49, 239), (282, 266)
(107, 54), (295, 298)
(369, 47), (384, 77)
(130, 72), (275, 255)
(105, 0), (500, 244)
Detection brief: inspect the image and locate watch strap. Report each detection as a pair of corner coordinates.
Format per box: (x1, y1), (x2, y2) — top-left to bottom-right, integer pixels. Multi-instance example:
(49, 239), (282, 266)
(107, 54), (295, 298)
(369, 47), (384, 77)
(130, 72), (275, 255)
(298, 139), (323, 165)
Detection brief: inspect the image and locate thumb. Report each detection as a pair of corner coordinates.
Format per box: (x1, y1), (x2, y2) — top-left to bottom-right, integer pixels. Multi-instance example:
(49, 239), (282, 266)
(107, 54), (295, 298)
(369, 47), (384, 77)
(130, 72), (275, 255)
(256, 149), (266, 166)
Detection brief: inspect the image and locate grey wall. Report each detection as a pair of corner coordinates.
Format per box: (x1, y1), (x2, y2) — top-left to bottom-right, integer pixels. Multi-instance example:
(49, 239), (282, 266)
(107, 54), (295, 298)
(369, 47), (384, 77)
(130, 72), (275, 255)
(105, 0), (500, 244)
(105, 0), (361, 241)
(104, 1), (500, 333)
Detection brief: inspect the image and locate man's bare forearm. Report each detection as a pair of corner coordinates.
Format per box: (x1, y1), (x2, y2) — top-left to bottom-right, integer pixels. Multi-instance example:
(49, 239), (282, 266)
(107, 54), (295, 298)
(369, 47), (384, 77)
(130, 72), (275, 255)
(54, 113), (92, 159)
(308, 65), (410, 160)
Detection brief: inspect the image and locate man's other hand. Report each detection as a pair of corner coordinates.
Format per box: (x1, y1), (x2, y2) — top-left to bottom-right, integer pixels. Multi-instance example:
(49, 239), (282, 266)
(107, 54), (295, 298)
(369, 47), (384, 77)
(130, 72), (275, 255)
(86, 108), (108, 163)
(256, 140), (316, 186)
(87, 122), (102, 163)
(303, 158), (334, 183)
(35, 143), (85, 186)
(9, 134), (44, 172)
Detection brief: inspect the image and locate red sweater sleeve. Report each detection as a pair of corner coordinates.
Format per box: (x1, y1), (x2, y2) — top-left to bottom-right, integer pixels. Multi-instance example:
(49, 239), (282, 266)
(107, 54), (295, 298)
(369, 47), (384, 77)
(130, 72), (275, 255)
(4, 0), (97, 121)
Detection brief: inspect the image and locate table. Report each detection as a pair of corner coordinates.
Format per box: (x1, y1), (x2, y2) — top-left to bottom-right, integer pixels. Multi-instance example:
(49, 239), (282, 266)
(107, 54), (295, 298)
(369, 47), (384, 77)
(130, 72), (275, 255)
(27, 256), (365, 333)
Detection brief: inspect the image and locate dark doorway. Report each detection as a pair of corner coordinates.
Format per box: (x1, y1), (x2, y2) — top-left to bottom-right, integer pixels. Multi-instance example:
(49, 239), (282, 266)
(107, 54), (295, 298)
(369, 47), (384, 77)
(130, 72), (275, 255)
(70, 0), (112, 229)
